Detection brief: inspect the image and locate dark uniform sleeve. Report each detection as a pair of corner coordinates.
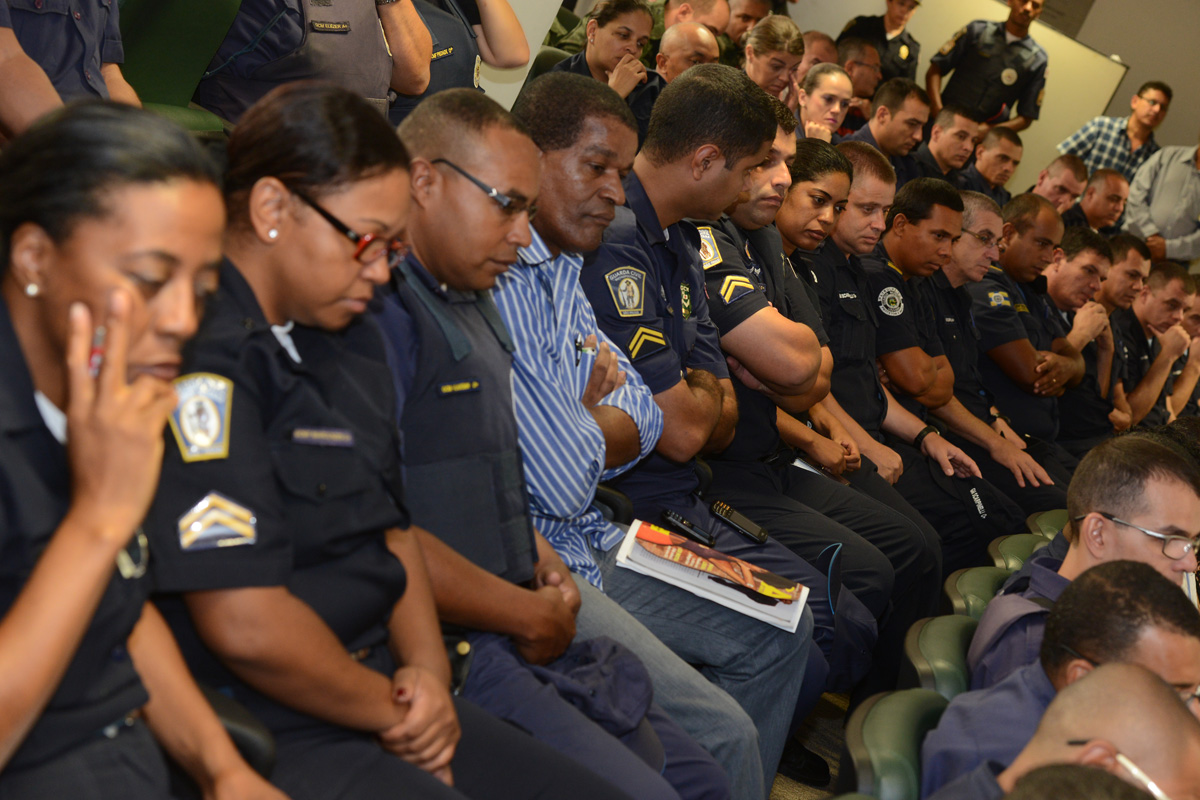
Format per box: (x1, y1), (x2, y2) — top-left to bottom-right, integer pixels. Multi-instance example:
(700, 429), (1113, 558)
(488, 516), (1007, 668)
(581, 242), (686, 395)
(1015, 53), (1047, 121)
(929, 21), (975, 74)
(967, 274), (1031, 352)
(837, 15), (870, 42)
(866, 267), (922, 356)
(697, 223), (770, 334)
(679, 227), (730, 379)
(103, 0), (124, 64)
(456, 0), (483, 27)
(0, 3), (10, 28)
(145, 347), (294, 593)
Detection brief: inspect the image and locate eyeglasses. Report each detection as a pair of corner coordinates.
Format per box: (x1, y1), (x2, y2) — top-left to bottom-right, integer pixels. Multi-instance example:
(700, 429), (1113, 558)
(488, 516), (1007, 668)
(1074, 511), (1200, 561)
(1065, 743), (1173, 800)
(1137, 95), (1169, 109)
(292, 190), (407, 264)
(1058, 643), (1200, 707)
(431, 158), (537, 220)
(961, 228), (999, 249)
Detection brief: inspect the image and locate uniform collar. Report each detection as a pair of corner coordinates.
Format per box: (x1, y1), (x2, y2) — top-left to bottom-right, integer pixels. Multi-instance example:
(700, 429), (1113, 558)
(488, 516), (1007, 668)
(0, 299), (50, 436)
(401, 253), (480, 305)
(623, 171), (668, 248)
(215, 257), (272, 331)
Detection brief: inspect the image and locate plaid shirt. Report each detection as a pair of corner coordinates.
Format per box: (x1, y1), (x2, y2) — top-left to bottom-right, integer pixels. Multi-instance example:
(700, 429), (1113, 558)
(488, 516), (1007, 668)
(1057, 115), (1160, 181)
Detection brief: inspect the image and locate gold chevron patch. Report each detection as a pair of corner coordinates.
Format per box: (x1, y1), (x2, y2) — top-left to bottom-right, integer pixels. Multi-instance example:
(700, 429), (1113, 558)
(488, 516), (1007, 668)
(720, 275), (756, 304)
(628, 326), (668, 360)
(177, 493), (257, 552)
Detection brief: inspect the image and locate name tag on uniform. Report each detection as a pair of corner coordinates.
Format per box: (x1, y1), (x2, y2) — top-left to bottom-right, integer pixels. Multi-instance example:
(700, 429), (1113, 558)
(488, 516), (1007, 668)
(311, 20), (350, 33)
(439, 380), (480, 395)
(292, 427), (355, 447)
(432, 46), (455, 60)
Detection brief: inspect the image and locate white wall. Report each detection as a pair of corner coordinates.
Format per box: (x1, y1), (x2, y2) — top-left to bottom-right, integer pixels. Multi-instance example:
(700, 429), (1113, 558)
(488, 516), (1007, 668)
(478, 0), (562, 109)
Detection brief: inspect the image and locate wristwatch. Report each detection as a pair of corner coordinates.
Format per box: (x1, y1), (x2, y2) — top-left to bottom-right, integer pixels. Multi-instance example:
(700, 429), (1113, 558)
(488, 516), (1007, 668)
(913, 425), (939, 450)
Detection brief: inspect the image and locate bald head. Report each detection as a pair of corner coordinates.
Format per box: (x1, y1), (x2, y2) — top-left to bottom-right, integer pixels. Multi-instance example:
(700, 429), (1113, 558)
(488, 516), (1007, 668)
(656, 21), (721, 83)
(1002, 663), (1200, 797)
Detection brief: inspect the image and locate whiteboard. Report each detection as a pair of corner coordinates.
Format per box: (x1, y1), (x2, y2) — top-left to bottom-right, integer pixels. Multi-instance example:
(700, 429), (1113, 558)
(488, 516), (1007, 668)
(789, 0), (1128, 192)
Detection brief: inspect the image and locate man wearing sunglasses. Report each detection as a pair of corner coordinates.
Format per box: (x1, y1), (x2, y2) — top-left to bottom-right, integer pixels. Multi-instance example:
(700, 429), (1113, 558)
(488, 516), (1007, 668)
(968, 434), (1200, 692)
(927, 662), (1200, 800)
(923, 560), (1200, 797)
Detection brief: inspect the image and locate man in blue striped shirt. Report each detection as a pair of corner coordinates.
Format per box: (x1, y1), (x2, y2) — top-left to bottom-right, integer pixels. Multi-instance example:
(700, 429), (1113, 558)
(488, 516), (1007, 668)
(497, 72), (813, 798)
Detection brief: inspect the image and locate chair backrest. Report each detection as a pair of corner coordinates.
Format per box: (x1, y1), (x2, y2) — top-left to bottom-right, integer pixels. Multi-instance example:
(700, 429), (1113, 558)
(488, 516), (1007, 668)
(556, 5), (582, 32)
(1026, 509), (1068, 539)
(988, 533), (1051, 571)
(839, 689), (949, 800)
(943, 566), (1012, 619)
(120, 0), (242, 107)
(899, 615), (979, 701)
(523, 46), (572, 89)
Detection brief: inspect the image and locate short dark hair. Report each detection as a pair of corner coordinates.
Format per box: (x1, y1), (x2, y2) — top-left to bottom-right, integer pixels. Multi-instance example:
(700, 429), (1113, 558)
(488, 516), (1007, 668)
(1146, 260), (1197, 294)
(933, 104), (978, 129)
(1065, 434), (1200, 542)
(885, 177), (962, 230)
(1008, 765), (1155, 800)
(1041, 560), (1200, 677)
(788, 138), (852, 187)
(836, 140), (895, 186)
(226, 83), (409, 226)
(1003, 193), (1057, 235)
(1108, 232), (1151, 264)
(1047, 153), (1088, 183)
(981, 126), (1023, 150)
(837, 36), (875, 65)
(642, 64), (775, 169)
(766, 95), (798, 135)
(1143, 420), (1200, 470)
(872, 77), (929, 115)
(1137, 80), (1173, 103)
(512, 72), (637, 152)
(588, 0), (653, 28)
(398, 88), (528, 163)
(0, 101), (220, 270)
(1088, 167), (1128, 190)
(1060, 226), (1113, 264)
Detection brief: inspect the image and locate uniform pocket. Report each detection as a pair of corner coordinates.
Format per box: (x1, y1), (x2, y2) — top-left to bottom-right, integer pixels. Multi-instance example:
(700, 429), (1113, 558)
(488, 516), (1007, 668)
(8, 0), (71, 15)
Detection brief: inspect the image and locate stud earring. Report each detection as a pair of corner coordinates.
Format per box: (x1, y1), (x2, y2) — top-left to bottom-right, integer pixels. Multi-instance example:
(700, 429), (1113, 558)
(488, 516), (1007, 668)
(24, 283), (39, 297)
(267, 229), (279, 240)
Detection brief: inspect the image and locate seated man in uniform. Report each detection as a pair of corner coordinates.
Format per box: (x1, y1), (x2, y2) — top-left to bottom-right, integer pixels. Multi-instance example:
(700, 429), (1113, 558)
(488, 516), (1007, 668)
(796, 30), (838, 84)
(914, 105), (979, 183)
(717, 0), (769, 66)
(655, 21), (720, 82)
(1057, 81), (1172, 181)
(374, 88), (728, 800)
(497, 71), (804, 799)
(553, 0), (731, 67)
(1062, 169), (1129, 236)
(692, 112), (942, 701)
(956, 127), (1023, 207)
(798, 142), (1024, 576)
(967, 434), (1200, 690)
(1168, 297), (1200, 420)
(928, 663), (1200, 800)
(865, 180), (1067, 518)
(1028, 154), (1088, 214)
(921, 559), (1200, 796)
(968, 194), (1083, 458)
(833, 37), (881, 136)
(837, 0), (921, 83)
(577, 63), (877, 785)
(841, 77), (929, 190)
(1111, 261), (1196, 428)
(925, 0), (1048, 133)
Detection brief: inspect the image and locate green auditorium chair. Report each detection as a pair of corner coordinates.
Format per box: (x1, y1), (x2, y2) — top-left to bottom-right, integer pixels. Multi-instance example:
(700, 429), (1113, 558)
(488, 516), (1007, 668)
(898, 615), (979, 701)
(523, 45), (572, 90)
(988, 533), (1051, 571)
(943, 566), (1012, 619)
(119, 0), (241, 134)
(836, 689), (949, 800)
(1026, 509), (1068, 539)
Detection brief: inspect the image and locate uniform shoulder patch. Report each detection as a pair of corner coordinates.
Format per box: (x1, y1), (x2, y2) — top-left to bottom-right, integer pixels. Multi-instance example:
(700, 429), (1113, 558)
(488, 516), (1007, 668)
(696, 227), (723, 269)
(719, 274), (757, 305)
(987, 290), (1012, 308)
(169, 373), (233, 463)
(878, 286), (905, 317)
(939, 25), (966, 56)
(628, 325), (668, 360)
(605, 266), (647, 318)
(177, 492), (257, 552)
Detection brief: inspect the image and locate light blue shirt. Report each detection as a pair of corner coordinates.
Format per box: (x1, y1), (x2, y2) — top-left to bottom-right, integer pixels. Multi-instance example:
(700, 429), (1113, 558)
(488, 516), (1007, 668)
(492, 229), (662, 589)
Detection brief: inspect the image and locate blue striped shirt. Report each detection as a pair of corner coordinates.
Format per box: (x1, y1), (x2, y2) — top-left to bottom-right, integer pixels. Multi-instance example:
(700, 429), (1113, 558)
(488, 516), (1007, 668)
(492, 230), (662, 589)
(1057, 116), (1160, 182)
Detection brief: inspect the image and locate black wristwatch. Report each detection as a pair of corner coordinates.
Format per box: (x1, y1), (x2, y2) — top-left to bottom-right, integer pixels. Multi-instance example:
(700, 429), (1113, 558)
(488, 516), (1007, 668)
(913, 424), (939, 450)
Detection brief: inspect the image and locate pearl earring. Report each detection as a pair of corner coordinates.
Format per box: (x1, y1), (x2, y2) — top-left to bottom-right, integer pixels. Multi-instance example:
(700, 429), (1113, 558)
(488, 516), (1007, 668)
(268, 229), (279, 240)
(24, 283), (39, 297)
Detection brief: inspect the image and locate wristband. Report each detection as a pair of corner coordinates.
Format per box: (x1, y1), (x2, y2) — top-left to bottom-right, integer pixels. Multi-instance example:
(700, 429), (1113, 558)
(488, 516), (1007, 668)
(913, 424), (938, 450)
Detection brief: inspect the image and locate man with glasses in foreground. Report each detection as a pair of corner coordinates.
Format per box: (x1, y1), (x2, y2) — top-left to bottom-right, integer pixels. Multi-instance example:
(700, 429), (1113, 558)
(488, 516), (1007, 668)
(922, 559), (1200, 797)
(968, 433), (1200, 690)
(927, 662), (1200, 800)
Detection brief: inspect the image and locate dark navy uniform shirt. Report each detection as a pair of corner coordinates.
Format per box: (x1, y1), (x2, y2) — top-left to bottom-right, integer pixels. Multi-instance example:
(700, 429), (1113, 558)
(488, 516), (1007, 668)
(2, 0), (121, 99)
(1058, 308), (1124, 443)
(146, 261), (410, 733)
(861, 246), (945, 419)
(800, 238), (888, 436)
(931, 20), (1047, 123)
(1169, 353), (1200, 418)
(697, 217), (828, 462)
(0, 300), (149, 770)
(967, 268), (1065, 440)
(842, 123), (922, 190)
(581, 171), (729, 516)
(956, 163), (1011, 208)
(1112, 306), (1169, 427)
(914, 143), (958, 183)
(920, 270), (994, 420)
(552, 51), (663, 148)
(837, 14), (919, 82)
(389, 0), (483, 124)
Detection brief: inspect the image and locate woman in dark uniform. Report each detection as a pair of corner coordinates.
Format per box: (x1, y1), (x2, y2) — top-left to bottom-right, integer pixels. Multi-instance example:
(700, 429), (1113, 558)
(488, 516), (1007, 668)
(142, 82), (632, 800)
(550, 0), (663, 147)
(0, 103), (283, 798)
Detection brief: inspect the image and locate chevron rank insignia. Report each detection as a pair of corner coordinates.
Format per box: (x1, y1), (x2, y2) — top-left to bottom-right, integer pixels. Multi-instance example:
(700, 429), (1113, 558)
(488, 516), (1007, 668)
(605, 266), (646, 318)
(177, 492), (257, 551)
(987, 291), (1012, 308)
(719, 274), (757, 304)
(696, 227), (723, 269)
(170, 373), (232, 462)
(628, 326), (668, 360)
